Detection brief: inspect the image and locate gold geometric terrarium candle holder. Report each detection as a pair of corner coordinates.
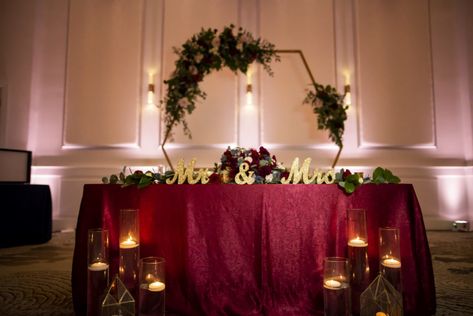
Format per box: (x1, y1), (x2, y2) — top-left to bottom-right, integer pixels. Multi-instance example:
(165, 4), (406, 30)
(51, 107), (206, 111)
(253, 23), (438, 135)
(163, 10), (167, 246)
(101, 275), (135, 316)
(360, 273), (403, 316)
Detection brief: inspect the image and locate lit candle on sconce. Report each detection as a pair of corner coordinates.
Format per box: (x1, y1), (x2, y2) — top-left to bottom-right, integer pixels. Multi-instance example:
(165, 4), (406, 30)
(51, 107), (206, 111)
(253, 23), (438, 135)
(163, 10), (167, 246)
(147, 71), (156, 108)
(343, 72), (352, 108)
(245, 66), (254, 107)
(343, 84), (351, 107)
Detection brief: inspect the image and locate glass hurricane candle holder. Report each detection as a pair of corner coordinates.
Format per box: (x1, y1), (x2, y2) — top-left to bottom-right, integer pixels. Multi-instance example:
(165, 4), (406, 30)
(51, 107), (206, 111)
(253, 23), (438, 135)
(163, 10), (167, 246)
(139, 257), (166, 316)
(87, 228), (109, 316)
(119, 209), (140, 298)
(379, 227), (402, 292)
(323, 257), (351, 316)
(347, 208), (370, 315)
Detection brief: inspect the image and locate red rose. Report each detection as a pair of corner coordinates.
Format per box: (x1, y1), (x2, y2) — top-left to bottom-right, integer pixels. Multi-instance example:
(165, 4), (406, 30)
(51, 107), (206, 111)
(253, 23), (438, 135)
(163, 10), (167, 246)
(259, 165), (272, 177)
(259, 146), (270, 156)
(209, 173), (221, 184)
(342, 169), (352, 179)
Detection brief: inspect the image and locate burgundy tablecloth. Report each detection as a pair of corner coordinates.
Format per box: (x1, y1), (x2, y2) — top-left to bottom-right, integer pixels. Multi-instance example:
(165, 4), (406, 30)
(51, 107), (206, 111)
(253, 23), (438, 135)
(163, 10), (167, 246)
(72, 184), (435, 315)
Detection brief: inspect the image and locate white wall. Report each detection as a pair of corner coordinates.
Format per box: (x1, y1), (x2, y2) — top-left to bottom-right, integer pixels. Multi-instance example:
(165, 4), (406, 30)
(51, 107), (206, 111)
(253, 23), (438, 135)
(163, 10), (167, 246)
(0, 0), (472, 231)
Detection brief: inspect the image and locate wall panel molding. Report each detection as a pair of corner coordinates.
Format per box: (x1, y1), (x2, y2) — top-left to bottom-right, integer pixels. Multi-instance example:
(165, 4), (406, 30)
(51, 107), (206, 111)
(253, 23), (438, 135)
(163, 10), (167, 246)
(354, 0), (436, 148)
(63, 0), (145, 148)
(260, 0), (337, 148)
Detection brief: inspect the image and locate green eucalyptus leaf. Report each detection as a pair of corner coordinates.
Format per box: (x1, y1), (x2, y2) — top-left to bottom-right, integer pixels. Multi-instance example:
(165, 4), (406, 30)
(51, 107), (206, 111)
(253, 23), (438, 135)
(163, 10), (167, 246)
(138, 176), (152, 188)
(344, 182), (355, 194)
(373, 167), (384, 182)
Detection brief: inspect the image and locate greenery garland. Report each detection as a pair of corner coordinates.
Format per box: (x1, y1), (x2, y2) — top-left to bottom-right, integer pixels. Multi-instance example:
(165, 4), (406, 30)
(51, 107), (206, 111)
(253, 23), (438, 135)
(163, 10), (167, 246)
(303, 84), (348, 149)
(161, 24), (280, 140)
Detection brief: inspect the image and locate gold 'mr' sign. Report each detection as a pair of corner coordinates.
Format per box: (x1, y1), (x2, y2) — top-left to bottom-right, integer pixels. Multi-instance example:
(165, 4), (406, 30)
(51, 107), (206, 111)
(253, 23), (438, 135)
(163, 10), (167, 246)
(165, 159), (210, 184)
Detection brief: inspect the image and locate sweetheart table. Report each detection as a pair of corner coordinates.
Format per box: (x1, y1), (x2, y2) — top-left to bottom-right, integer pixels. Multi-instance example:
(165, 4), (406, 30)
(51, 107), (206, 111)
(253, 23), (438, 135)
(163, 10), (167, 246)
(72, 183), (435, 315)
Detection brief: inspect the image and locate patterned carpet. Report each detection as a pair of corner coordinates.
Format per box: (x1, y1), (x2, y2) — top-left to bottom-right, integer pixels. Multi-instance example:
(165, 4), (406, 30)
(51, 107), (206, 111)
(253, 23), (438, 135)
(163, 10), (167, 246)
(0, 231), (471, 315)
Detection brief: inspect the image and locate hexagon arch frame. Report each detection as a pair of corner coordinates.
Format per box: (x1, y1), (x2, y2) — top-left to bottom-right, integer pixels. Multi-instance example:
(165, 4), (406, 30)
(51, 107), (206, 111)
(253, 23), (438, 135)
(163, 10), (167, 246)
(160, 27), (347, 171)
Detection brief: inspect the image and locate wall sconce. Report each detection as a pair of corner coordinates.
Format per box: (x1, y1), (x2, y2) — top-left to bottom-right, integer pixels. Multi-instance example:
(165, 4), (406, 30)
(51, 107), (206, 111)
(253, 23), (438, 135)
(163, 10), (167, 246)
(246, 83), (253, 107)
(147, 72), (156, 108)
(344, 84), (352, 107)
(147, 83), (155, 107)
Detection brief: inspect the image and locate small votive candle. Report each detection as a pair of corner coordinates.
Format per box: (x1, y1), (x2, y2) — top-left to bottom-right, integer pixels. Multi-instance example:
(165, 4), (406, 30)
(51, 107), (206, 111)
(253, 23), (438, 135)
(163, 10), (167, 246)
(382, 258), (401, 269)
(88, 261), (109, 271)
(348, 237), (368, 247)
(148, 281), (166, 292)
(120, 237), (139, 249)
(324, 279), (342, 289)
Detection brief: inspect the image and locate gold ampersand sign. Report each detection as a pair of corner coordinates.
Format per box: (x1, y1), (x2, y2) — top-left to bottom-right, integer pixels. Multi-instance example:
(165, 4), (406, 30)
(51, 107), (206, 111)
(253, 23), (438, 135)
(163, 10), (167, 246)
(235, 162), (255, 185)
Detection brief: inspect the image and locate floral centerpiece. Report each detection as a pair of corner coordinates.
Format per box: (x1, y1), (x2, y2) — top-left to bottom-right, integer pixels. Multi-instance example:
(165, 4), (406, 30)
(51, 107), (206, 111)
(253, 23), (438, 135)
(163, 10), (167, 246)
(210, 146), (287, 184)
(102, 146), (400, 193)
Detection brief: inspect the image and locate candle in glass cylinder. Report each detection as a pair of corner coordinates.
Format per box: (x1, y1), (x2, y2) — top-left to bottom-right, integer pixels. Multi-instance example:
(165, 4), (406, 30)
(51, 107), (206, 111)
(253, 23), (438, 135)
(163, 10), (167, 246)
(119, 209), (140, 299)
(347, 209), (370, 316)
(139, 257), (166, 316)
(379, 227), (402, 294)
(323, 257), (350, 316)
(87, 229), (109, 316)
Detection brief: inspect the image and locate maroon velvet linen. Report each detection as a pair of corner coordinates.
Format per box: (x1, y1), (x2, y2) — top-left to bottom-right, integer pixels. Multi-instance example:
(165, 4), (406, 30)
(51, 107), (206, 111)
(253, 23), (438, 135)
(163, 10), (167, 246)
(72, 184), (435, 315)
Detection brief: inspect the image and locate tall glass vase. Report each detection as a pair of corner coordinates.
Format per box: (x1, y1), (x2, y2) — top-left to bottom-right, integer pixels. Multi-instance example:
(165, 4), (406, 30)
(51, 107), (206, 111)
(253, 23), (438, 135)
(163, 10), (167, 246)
(347, 208), (370, 315)
(119, 209), (140, 299)
(379, 227), (402, 293)
(139, 257), (166, 316)
(87, 228), (109, 316)
(323, 257), (351, 316)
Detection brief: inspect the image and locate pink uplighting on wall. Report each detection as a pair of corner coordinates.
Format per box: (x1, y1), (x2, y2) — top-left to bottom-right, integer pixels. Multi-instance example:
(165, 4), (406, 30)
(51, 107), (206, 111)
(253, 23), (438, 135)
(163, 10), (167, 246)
(437, 175), (467, 220)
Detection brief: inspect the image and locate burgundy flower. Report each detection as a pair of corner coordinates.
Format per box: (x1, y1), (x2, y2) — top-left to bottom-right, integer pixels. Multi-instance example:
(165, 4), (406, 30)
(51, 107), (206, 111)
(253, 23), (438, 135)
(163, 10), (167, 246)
(259, 146), (270, 156)
(259, 165), (272, 177)
(208, 173), (221, 184)
(342, 169), (352, 179)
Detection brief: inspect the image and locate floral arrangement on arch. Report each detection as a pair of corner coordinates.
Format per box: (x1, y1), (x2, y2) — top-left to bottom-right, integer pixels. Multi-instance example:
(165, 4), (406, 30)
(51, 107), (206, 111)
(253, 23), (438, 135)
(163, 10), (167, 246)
(162, 25), (279, 141)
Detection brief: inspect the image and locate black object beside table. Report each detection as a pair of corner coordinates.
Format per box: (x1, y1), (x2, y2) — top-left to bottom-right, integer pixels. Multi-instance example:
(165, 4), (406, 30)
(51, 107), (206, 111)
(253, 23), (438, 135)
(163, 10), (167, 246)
(0, 184), (52, 248)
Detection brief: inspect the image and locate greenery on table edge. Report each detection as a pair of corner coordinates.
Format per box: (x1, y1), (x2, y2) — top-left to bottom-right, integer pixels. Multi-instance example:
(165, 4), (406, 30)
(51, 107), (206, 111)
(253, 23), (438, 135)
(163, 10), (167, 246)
(101, 147), (400, 194)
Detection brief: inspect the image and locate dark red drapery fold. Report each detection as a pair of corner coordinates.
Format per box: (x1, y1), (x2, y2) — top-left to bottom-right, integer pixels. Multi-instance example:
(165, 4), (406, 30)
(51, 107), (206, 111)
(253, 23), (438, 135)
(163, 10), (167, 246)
(72, 183), (435, 316)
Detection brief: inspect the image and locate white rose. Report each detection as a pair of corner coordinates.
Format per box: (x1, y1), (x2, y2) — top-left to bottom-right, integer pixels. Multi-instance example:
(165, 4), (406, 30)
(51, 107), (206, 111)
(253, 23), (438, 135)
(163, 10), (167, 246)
(241, 33), (252, 44)
(178, 97), (191, 107)
(189, 65), (198, 75)
(194, 53), (204, 63)
(244, 156), (253, 164)
(265, 174), (273, 183)
(212, 37), (220, 48)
